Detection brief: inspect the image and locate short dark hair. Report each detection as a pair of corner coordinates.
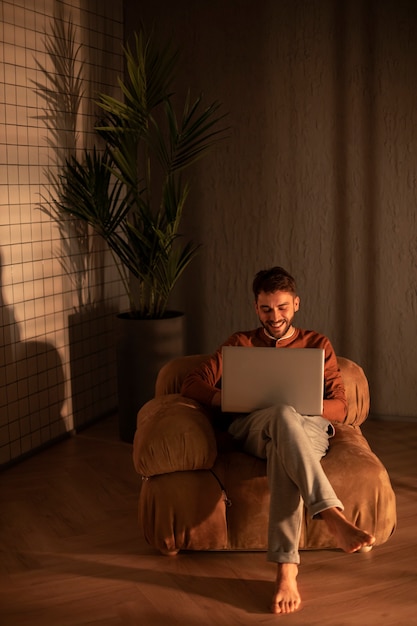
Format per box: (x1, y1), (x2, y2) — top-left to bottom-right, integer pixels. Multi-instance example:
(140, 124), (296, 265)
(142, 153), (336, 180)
(252, 266), (297, 300)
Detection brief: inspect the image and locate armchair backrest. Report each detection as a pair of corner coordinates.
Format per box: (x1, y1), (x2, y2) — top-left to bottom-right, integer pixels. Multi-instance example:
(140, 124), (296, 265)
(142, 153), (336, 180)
(156, 354), (208, 396)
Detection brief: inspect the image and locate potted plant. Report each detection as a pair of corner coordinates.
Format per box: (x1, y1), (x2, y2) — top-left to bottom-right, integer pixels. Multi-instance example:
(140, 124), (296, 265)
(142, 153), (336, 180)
(56, 30), (227, 441)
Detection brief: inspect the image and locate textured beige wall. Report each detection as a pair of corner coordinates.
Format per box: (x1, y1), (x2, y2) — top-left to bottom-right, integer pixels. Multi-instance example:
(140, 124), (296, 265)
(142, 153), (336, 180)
(1, 0), (125, 465)
(125, 0), (417, 419)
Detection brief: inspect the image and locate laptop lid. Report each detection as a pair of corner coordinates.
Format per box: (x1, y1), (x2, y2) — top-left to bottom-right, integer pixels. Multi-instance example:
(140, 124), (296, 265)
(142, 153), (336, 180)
(221, 346), (324, 415)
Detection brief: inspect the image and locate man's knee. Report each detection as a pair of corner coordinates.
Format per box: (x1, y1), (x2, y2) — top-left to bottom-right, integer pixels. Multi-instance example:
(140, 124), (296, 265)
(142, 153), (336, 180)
(268, 404), (301, 438)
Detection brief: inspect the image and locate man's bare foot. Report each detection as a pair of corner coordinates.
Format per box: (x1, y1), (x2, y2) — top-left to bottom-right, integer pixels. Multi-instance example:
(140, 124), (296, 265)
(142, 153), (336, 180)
(321, 507), (376, 553)
(271, 563), (301, 615)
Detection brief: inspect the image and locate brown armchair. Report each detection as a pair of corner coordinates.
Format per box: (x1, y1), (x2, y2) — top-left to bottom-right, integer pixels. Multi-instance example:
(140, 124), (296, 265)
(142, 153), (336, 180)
(133, 355), (396, 555)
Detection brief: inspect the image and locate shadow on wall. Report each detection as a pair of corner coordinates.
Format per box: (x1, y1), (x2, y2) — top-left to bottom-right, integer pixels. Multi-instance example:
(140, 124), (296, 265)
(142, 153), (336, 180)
(0, 251), (67, 467)
(68, 305), (118, 432)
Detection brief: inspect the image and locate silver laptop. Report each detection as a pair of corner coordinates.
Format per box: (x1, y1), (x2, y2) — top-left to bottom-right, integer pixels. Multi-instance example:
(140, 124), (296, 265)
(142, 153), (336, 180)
(221, 346), (324, 415)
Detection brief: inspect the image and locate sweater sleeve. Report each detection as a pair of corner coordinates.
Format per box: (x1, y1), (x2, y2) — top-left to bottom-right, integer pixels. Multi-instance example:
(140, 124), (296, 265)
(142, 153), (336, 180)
(180, 331), (258, 406)
(181, 348), (223, 406)
(321, 336), (348, 421)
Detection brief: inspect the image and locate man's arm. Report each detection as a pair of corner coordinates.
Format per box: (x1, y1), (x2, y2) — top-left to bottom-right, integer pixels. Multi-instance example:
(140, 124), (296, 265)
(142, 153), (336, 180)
(181, 350), (223, 406)
(181, 331), (259, 406)
(322, 338), (348, 423)
(322, 398), (346, 422)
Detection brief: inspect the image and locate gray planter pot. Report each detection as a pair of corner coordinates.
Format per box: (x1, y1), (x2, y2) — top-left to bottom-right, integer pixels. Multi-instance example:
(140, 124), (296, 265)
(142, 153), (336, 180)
(116, 311), (185, 443)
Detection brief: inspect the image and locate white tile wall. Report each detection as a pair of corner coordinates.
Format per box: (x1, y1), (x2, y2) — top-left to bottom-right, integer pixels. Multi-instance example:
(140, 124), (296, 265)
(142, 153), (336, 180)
(1, 0), (127, 465)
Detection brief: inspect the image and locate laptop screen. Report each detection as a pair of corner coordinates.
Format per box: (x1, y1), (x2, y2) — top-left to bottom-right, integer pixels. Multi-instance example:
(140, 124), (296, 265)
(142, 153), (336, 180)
(221, 346), (324, 415)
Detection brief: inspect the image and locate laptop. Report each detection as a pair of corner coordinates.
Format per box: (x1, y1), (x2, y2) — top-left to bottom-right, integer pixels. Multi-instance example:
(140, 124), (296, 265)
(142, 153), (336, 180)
(221, 346), (324, 415)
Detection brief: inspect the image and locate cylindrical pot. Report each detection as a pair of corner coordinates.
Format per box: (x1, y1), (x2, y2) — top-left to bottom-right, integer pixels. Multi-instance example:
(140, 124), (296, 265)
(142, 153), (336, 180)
(116, 311), (185, 443)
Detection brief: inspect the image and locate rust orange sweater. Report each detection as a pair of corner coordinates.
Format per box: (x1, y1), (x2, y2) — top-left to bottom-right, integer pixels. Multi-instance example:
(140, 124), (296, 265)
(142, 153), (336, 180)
(181, 327), (347, 422)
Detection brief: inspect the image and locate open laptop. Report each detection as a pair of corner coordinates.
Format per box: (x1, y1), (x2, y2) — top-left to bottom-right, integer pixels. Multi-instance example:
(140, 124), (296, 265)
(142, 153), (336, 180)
(221, 346), (324, 415)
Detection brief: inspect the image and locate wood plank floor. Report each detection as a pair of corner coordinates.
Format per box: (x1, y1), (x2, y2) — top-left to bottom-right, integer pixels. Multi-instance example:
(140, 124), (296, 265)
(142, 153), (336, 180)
(1, 416), (416, 626)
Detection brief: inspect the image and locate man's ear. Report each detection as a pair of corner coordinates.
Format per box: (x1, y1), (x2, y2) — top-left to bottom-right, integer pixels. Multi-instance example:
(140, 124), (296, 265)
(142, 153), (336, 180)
(294, 296), (300, 311)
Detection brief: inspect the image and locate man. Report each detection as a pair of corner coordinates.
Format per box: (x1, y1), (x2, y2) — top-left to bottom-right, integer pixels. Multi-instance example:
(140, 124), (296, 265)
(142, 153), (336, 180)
(181, 266), (375, 615)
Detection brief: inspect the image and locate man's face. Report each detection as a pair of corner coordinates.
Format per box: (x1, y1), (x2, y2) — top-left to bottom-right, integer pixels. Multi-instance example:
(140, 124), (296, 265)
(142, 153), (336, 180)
(255, 290), (300, 340)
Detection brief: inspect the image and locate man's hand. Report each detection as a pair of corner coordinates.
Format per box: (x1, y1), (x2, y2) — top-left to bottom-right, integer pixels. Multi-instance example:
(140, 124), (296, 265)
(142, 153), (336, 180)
(322, 398), (346, 422)
(211, 390), (222, 408)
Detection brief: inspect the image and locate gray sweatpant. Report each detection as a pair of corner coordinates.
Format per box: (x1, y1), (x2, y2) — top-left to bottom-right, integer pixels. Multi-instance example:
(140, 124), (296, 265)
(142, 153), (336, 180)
(228, 404), (344, 564)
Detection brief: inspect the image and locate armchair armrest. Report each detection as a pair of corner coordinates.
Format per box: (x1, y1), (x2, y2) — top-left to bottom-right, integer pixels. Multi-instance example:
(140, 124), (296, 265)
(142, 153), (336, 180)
(133, 394), (217, 477)
(337, 356), (370, 426)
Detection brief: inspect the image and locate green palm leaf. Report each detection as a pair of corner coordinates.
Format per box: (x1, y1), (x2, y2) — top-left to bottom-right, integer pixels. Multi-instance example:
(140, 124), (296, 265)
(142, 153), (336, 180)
(54, 28), (228, 318)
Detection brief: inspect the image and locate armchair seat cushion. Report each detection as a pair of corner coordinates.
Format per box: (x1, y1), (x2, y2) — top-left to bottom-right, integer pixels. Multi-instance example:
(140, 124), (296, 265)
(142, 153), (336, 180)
(133, 355), (397, 555)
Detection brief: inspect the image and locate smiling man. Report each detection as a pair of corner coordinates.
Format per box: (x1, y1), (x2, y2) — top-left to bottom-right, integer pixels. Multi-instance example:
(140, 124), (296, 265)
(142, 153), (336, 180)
(181, 266), (374, 615)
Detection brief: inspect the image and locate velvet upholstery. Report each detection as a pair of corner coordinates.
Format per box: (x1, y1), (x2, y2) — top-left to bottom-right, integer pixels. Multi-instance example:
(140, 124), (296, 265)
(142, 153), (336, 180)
(133, 354), (396, 555)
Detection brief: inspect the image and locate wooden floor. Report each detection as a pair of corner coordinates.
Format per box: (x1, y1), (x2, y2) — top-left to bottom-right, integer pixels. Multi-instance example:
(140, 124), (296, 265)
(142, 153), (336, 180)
(1, 416), (416, 626)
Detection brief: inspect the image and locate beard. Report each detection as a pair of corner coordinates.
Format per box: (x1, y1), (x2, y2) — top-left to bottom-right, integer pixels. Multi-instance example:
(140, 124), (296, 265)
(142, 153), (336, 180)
(261, 316), (294, 340)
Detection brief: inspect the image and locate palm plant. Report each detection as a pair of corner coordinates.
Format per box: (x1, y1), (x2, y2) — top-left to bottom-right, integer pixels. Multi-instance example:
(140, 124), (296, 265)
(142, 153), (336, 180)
(57, 30), (227, 319)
